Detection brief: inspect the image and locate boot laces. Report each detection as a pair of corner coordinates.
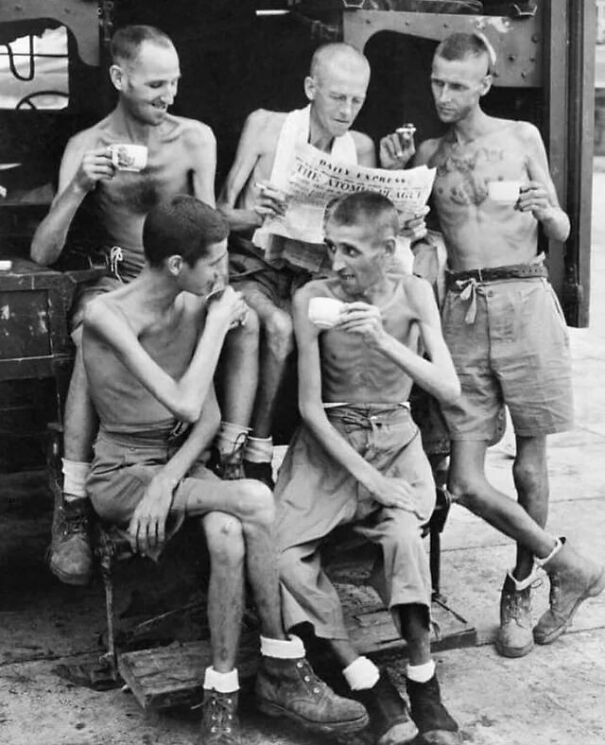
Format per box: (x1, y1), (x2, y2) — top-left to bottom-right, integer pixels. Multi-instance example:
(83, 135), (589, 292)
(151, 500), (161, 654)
(203, 690), (238, 736)
(220, 432), (247, 480)
(296, 659), (325, 698)
(62, 511), (90, 537)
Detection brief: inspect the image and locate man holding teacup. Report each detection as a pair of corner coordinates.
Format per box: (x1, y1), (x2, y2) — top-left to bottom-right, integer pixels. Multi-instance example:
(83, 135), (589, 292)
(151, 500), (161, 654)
(30, 25), (223, 587)
(275, 191), (462, 744)
(403, 32), (605, 658)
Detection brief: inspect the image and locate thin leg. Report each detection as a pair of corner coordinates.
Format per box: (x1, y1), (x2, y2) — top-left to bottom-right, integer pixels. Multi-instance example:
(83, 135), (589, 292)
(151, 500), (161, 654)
(448, 439), (557, 558)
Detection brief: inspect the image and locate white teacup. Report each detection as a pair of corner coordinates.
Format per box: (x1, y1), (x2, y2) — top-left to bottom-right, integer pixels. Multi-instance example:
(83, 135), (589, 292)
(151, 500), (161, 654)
(108, 143), (148, 172)
(488, 180), (522, 204)
(308, 297), (346, 329)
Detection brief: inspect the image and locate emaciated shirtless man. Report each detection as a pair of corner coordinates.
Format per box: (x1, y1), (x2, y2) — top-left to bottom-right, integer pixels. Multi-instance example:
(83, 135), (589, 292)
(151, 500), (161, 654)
(410, 32), (605, 657)
(82, 194), (368, 745)
(217, 43), (414, 486)
(30, 25), (257, 586)
(276, 192), (462, 745)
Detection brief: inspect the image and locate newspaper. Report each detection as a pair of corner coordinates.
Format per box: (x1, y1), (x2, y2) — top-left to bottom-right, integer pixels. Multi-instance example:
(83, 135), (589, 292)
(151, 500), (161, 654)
(257, 142), (436, 245)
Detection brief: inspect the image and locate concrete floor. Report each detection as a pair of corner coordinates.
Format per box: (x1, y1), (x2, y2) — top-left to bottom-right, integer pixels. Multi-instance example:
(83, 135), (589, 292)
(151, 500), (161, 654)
(1, 176), (605, 745)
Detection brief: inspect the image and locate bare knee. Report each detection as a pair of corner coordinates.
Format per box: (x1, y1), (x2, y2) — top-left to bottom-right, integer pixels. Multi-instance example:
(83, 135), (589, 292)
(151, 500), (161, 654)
(263, 309), (294, 360)
(278, 547), (302, 583)
(203, 511), (245, 565)
(447, 473), (485, 513)
(236, 479), (275, 528)
(512, 458), (545, 496)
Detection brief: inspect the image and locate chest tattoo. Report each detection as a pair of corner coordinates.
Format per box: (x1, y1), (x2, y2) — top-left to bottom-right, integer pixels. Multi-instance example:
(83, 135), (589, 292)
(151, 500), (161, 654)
(433, 146), (505, 207)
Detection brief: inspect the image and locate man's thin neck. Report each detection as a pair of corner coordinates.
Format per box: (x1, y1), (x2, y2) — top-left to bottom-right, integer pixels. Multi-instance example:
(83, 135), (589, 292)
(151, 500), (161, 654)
(135, 266), (180, 312)
(452, 107), (490, 145)
(112, 102), (156, 143)
(343, 274), (392, 304)
(308, 108), (335, 153)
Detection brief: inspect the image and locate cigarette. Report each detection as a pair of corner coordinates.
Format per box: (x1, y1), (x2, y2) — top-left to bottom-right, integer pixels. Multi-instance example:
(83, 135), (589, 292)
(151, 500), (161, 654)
(255, 182), (268, 192)
(396, 124), (416, 136)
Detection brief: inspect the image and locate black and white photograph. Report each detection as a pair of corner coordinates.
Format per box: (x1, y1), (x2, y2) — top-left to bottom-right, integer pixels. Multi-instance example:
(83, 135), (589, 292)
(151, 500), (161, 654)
(0, 2), (603, 744)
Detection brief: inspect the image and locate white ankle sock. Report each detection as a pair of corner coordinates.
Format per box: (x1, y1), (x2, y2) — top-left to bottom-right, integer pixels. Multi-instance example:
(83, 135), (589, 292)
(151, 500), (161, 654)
(244, 436), (273, 463)
(536, 537), (563, 568)
(215, 421), (249, 455)
(343, 656), (380, 691)
(203, 666), (239, 693)
(406, 659), (435, 684)
(260, 634), (305, 659)
(62, 459), (90, 499)
(507, 567), (539, 591)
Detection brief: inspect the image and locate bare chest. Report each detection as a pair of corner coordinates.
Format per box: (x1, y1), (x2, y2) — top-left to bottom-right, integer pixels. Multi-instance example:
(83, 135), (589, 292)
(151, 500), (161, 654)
(431, 141), (526, 210)
(96, 140), (192, 216)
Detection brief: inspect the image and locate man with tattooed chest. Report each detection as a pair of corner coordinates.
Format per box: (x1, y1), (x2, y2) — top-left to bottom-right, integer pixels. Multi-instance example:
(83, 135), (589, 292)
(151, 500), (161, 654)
(407, 32), (605, 659)
(30, 25), (219, 587)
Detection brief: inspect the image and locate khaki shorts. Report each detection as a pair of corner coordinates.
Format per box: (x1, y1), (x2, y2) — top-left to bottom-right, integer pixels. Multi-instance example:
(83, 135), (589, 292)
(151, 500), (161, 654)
(440, 277), (573, 440)
(87, 428), (218, 527)
(229, 236), (322, 311)
(275, 405), (435, 640)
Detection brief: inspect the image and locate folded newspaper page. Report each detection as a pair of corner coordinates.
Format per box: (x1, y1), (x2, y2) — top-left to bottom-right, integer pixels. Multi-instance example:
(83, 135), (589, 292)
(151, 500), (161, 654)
(256, 142), (436, 245)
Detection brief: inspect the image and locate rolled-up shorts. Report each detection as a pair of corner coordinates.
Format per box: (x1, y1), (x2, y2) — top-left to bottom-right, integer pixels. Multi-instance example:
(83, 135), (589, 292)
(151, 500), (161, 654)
(69, 247), (142, 341)
(440, 277), (573, 440)
(87, 428), (218, 529)
(275, 405), (435, 639)
(228, 236), (324, 311)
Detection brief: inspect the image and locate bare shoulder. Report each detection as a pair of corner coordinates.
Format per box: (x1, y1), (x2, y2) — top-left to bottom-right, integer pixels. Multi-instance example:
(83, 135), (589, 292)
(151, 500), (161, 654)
(170, 115), (216, 149)
(512, 120), (544, 148)
(415, 137), (442, 166)
(350, 130), (375, 161)
(65, 116), (112, 154)
(83, 291), (127, 334)
(399, 274), (437, 316)
(293, 278), (330, 306)
(244, 108), (286, 148)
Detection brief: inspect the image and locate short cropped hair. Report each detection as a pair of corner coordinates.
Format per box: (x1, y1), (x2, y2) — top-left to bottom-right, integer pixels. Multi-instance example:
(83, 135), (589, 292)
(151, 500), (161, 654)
(110, 25), (174, 66)
(435, 32), (495, 73)
(310, 42), (369, 80)
(326, 191), (399, 236)
(143, 195), (229, 268)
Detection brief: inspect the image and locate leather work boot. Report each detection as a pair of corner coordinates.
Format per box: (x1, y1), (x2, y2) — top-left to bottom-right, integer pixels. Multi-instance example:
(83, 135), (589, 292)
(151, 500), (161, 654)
(354, 671), (418, 745)
(199, 689), (241, 745)
(407, 674), (461, 744)
(243, 460), (275, 490)
(49, 494), (93, 586)
(255, 656), (369, 735)
(495, 572), (534, 658)
(533, 538), (605, 645)
(209, 433), (247, 481)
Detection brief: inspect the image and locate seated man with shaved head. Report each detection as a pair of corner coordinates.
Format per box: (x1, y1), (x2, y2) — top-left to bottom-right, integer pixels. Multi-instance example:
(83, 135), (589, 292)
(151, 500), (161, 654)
(216, 43), (414, 486)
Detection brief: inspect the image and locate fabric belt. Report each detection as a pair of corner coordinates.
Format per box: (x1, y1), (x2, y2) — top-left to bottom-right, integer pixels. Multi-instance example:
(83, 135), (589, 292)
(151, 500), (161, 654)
(446, 261), (548, 324)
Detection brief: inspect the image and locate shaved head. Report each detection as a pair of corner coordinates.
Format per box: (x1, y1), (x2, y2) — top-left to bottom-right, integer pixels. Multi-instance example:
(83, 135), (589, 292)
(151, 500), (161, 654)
(434, 32), (495, 76)
(309, 43), (370, 83)
(327, 191), (399, 239)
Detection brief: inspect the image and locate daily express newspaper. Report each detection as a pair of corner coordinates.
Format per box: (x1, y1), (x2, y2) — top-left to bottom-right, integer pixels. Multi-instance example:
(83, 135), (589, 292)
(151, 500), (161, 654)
(256, 143), (436, 245)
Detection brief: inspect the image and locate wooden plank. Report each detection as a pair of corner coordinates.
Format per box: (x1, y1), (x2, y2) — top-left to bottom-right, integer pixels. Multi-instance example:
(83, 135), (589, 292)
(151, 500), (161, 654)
(118, 593), (475, 711)
(118, 632), (260, 711)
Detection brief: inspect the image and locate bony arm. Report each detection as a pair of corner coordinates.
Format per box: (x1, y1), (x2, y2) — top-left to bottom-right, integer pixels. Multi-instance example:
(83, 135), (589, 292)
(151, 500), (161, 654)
(218, 110), (270, 232)
(188, 121), (218, 207)
(293, 289), (420, 513)
(83, 288), (247, 423)
(31, 138), (114, 265)
(517, 123), (570, 242)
